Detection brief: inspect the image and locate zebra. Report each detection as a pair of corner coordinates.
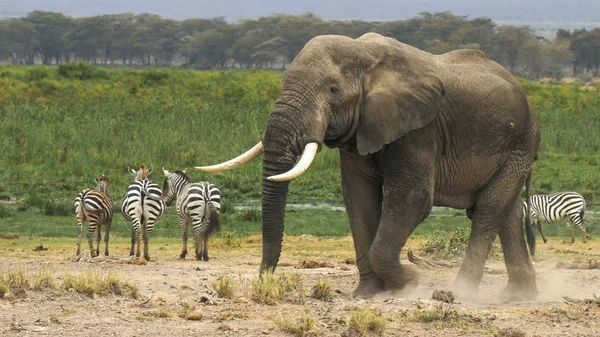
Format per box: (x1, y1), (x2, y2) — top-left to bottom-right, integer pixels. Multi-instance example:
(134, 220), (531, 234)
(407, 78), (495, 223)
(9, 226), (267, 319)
(523, 192), (590, 244)
(154, 168), (221, 261)
(74, 175), (114, 257)
(121, 164), (166, 261)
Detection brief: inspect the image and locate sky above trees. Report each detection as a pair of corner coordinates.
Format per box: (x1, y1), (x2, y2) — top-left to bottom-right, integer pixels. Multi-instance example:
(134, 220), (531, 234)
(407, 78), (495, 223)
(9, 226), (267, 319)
(2, 0), (600, 24)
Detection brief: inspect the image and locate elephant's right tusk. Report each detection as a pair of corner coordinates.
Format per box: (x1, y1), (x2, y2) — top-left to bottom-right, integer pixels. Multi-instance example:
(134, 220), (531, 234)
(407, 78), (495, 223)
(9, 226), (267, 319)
(267, 143), (319, 182)
(195, 142), (264, 173)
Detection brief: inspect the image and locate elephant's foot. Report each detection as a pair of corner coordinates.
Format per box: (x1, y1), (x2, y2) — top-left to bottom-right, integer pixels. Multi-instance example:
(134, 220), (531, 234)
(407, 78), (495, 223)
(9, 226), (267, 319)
(500, 280), (537, 302)
(382, 264), (419, 293)
(352, 276), (385, 299)
(451, 274), (480, 302)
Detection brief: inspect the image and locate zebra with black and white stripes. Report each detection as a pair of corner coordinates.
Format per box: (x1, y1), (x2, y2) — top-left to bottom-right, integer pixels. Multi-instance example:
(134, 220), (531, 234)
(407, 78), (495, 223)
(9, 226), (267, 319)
(523, 192), (589, 244)
(121, 165), (166, 261)
(74, 175), (114, 257)
(158, 168), (221, 261)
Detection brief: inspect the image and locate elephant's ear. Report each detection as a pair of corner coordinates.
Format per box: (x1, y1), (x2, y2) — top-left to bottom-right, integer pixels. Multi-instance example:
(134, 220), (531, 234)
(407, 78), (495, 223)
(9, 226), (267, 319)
(356, 57), (445, 155)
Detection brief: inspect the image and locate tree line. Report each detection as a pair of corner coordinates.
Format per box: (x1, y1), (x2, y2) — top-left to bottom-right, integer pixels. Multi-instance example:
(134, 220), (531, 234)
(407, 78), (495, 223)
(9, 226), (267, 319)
(1, 10), (600, 80)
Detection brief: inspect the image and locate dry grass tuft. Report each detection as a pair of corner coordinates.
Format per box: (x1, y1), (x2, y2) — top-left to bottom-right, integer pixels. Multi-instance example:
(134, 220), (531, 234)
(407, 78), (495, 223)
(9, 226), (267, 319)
(251, 271), (305, 305)
(297, 260), (334, 269)
(31, 268), (56, 290)
(0, 233), (19, 239)
(122, 258), (148, 265)
(180, 309), (203, 321)
(212, 274), (237, 299)
(61, 270), (137, 298)
(347, 306), (387, 337)
(311, 277), (332, 301)
(274, 312), (320, 337)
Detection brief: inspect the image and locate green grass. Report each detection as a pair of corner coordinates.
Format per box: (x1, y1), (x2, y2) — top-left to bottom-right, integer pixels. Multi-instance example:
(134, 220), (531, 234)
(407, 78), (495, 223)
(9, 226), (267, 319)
(1, 65), (599, 239)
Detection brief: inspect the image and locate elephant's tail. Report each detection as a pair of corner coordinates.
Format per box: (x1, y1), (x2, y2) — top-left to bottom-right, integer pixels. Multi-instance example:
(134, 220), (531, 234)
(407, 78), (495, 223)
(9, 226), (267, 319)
(524, 170), (536, 257)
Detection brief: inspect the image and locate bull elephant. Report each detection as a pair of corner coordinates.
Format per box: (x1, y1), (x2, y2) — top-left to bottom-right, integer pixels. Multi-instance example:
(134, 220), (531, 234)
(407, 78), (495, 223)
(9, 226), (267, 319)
(197, 33), (540, 301)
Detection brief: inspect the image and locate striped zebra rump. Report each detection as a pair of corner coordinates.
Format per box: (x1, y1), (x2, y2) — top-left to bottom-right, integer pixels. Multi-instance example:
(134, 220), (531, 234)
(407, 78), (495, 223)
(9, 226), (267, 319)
(121, 178), (165, 260)
(162, 168), (223, 260)
(74, 176), (114, 257)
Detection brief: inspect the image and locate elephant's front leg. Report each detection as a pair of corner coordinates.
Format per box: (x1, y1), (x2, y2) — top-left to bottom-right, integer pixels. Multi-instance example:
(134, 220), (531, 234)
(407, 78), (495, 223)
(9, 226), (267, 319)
(340, 151), (384, 298)
(369, 159), (434, 293)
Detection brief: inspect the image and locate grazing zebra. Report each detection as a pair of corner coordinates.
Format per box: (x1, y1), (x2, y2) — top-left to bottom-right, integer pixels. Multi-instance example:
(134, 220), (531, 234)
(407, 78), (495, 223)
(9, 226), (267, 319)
(157, 168), (221, 261)
(74, 176), (114, 257)
(523, 192), (589, 244)
(121, 165), (166, 261)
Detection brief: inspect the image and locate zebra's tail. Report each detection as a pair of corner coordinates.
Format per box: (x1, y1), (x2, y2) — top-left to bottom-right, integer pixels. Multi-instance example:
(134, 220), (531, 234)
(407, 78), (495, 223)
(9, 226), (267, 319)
(206, 203), (221, 237)
(524, 170), (536, 257)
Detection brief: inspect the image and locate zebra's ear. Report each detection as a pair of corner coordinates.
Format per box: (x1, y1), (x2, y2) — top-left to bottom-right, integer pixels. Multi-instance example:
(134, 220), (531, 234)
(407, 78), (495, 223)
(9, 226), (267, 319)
(128, 166), (136, 175)
(183, 168), (187, 174)
(94, 176), (99, 183)
(147, 165), (153, 175)
(162, 167), (170, 176)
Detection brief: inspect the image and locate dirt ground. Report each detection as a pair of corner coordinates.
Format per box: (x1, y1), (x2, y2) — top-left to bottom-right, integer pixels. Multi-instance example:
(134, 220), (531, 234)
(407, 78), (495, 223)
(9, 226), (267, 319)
(1, 236), (599, 337)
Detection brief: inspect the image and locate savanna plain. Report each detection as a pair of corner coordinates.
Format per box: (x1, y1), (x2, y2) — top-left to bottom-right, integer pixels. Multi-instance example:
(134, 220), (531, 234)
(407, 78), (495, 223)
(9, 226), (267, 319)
(1, 64), (600, 336)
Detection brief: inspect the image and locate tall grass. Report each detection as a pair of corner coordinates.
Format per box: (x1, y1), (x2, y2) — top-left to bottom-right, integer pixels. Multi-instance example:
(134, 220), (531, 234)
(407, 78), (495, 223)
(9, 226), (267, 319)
(1, 65), (599, 239)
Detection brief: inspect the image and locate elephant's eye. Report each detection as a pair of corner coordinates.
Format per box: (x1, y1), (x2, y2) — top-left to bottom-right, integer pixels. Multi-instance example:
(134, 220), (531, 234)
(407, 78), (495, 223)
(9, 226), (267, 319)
(329, 86), (338, 94)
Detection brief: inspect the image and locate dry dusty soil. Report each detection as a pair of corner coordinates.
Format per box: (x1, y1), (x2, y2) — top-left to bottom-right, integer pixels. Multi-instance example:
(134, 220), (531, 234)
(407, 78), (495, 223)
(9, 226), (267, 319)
(1, 235), (599, 337)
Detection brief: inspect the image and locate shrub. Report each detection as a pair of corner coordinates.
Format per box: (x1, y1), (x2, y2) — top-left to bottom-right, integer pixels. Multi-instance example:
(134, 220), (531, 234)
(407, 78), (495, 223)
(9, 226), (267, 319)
(58, 62), (109, 80)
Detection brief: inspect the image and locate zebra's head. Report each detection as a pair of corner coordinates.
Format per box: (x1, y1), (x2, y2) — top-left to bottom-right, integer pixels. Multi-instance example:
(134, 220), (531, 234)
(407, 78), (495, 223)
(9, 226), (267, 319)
(161, 168), (190, 204)
(94, 175), (111, 196)
(129, 164), (153, 181)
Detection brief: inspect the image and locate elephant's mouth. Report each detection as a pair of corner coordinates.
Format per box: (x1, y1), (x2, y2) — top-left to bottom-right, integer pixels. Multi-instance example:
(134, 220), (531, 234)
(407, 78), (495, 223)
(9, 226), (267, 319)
(323, 107), (361, 151)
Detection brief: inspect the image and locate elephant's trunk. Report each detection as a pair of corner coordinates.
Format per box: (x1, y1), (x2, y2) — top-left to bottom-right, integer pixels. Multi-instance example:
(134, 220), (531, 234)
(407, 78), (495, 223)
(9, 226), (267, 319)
(259, 107), (311, 273)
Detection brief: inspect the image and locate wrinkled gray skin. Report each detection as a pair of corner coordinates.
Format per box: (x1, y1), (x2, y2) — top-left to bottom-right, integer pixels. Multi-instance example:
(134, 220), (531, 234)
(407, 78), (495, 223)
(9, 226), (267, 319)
(260, 33), (540, 300)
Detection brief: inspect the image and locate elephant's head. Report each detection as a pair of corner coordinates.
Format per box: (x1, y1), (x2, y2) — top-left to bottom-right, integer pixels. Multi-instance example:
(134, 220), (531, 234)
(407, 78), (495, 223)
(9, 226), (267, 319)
(196, 33), (445, 272)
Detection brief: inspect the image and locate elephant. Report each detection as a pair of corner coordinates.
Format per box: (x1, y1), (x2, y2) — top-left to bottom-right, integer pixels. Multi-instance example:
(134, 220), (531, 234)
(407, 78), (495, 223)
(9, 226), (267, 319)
(197, 32), (540, 301)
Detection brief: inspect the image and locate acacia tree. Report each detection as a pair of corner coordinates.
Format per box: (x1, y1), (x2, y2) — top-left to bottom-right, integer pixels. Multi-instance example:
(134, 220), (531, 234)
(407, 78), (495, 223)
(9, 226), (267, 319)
(24, 11), (73, 64)
(0, 19), (38, 64)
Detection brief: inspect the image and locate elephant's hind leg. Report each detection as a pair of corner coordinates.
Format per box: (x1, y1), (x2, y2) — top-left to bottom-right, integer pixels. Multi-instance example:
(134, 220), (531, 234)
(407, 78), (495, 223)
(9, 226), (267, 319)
(455, 163), (537, 302)
(497, 199), (537, 301)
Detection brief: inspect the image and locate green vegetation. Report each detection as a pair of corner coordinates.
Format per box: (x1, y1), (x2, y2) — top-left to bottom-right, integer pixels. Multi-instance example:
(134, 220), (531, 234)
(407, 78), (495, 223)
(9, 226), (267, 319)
(0, 65), (599, 240)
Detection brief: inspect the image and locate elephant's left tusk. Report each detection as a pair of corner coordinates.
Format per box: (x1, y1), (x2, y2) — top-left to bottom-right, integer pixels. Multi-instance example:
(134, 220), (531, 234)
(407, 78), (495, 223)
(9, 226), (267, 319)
(267, 143), (319, 182)
(196, 142), (264, 173)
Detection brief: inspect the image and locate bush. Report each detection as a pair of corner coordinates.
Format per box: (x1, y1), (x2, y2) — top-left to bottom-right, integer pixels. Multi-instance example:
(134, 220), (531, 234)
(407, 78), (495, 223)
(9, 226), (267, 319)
(25, 66), (51, 81)
(58, 62), (109, 80)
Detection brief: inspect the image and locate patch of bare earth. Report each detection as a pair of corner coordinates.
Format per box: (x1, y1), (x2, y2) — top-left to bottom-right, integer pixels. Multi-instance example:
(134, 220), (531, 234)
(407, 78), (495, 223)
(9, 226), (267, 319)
(1, 239), (600, 337)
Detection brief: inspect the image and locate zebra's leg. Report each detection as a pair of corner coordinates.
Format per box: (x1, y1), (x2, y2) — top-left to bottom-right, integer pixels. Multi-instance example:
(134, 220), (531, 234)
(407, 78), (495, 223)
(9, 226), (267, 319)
(180, 218), (188, 259)
(95, 224), (102, 257)
(193, 221), (202, 261)
(134, 219), (142, 258)
(202, 231), (209, 261)
(568, 212), (587, 244)
(143, 219), (154, 261)
(76, 221), (83, 256)
(129, 221), (136, 257)
(87, 223), (97, 257)
(535, 221), (548, 244)
(104, 220), (111, 256)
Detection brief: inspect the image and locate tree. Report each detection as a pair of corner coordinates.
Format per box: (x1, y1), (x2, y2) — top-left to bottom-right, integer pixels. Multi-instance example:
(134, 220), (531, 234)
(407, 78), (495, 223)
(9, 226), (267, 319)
(0, 19), (38, 64)
(24, 11), (74, 64)
(492, 25), (535, 72)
